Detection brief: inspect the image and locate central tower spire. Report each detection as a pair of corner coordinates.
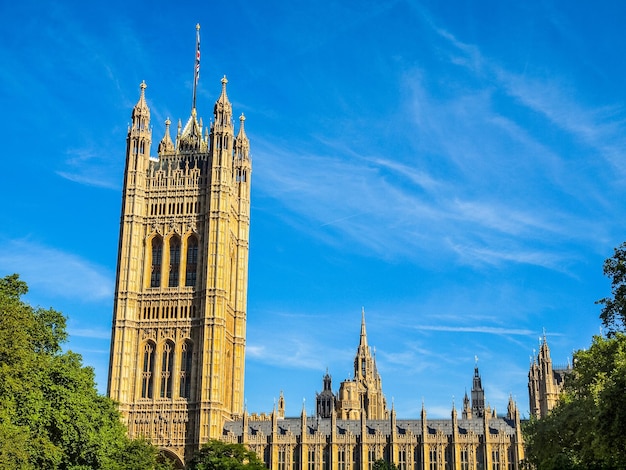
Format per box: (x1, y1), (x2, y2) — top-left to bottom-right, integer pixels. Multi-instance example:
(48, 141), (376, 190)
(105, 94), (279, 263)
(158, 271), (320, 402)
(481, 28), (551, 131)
(359, 306), (368, 347)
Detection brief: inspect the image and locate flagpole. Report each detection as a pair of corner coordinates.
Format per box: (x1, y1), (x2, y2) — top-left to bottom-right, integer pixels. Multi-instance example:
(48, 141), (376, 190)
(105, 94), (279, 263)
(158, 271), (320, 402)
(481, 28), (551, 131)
(192, 23), (200, 111)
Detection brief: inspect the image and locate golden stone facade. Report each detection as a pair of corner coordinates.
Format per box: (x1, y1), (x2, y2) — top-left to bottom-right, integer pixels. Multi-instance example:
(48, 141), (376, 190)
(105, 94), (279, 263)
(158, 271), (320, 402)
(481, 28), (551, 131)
(528, 335), (570, 419)
(222, 312), (525, 470)
(107, 75), (251, 465)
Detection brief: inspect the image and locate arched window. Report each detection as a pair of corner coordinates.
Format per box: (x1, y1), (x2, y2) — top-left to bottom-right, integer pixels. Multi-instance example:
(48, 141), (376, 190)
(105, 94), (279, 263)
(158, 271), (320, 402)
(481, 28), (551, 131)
(179, 340), (193, 399)
(141, 341), (155, 398)
(168, 236), (181, 287)
(150, 237), (163, 288)
(185, 236), (198, 287)
(160, 341), (174, 399)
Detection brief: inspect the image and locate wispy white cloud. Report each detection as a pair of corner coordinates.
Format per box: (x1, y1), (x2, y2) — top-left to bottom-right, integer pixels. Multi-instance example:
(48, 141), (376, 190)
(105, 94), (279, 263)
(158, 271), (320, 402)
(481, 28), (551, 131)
(56, 147), (120, 190)
(253, 136), (589, 270)
(249, 11), (625, 274)
(433, 24), (626, 178)
(68, 327), (111, 340)
(412, 325), (533, 336)
(0, 238), (114, 303)
(247, 338), (346, 371)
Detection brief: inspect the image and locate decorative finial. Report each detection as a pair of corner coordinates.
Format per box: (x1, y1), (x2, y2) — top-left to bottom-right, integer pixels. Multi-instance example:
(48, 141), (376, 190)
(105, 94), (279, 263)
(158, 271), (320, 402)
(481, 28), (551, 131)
(222, 75), (228, 85)
(196, 23), (200, 31)
(240, 113), (246, 123)
(140, 80), (147, 91)
(474, 355), (478, 365)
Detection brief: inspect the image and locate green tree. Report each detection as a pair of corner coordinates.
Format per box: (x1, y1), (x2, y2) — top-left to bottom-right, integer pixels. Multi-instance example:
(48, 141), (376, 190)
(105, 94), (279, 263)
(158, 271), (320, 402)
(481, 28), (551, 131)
(596, 241), (626, 335)
(523, 334), (626, 469)
(524, 243), (626, 469)
(372, 459), (398, 470)
(0, 274), (170, 470)
(185, 440), (266, 470)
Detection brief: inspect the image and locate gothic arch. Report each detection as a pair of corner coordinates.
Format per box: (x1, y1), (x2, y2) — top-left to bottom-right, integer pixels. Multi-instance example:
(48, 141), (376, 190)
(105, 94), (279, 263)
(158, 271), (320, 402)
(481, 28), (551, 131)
(159, 448), (184, 469)
(179, 339), (193, 399)
(166, 234), (182, 288)
(140, 340), (156, 399)
(159, 339), (175, 399)
(146, 234), (164, 289)
(183, 233), (199, 287)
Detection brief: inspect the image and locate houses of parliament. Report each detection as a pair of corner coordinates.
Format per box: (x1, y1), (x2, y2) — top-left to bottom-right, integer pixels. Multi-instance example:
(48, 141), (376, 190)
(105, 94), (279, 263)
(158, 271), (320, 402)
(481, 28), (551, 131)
(107, 32), (564, 469)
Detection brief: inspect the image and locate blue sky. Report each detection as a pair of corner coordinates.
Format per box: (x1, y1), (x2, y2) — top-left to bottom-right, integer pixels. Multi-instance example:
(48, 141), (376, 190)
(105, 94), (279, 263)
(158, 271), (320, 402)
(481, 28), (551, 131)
(1, 0), (625, 419)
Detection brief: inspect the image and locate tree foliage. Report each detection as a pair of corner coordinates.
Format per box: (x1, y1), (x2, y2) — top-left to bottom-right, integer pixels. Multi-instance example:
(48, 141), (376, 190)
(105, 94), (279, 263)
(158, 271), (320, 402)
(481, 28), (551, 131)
(596, 241), (626, 335)
(185, 441), (266, 470)
(524, 243), (626, 469)
(523, 334), (626, 469)
(0, 274), (170, 470)
(372, 459), (398, 470)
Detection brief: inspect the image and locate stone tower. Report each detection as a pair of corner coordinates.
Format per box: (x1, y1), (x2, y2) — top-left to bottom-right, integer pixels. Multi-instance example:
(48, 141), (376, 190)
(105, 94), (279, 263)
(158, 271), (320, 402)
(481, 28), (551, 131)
(316, 370), (336, 418)
(107, 31), (251, 464)
(528, 334), (569, 418)
(336, 309), (388, 420)
(470, 362), (485, 418)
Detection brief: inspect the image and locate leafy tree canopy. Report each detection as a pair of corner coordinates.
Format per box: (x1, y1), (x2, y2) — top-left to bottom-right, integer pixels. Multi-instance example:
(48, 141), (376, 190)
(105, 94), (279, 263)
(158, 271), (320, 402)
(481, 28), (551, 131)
(0, 274), (171, 470)
(524, 244), (626, 469)
(597, 241), (626, 334)
(524, 334), (626, 469)
(372, 459), (398, 470)
(185, 441), (266, 470)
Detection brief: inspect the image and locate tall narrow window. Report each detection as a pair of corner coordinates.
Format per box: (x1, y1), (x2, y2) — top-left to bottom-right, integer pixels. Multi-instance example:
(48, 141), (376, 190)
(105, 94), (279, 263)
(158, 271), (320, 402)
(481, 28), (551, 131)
(398, 449), (407, 470)
(141, 342), (155, 398)
(185, 236), (198, 287)
(445, 446), (452, 470)
(323, 446), (330, 470)
(353, 447), (359, 470)
(507, 447), (515, 470)
(160, 341), (174, 398)
(150, 237), (163, 288)
(492, 449), (501, 470)
(368, 448), (377, 470)
(477, 447), (484, 470)
(461, 448), (469, 470)
(169, 236), (181, 287)
(308, 448), (316, 470)
(180, 340), (193, 399)
(278, 447), (286, 470)
(337, 448), (345, 470)
(429, 448), (438, 470)
(414, 446), (421, 470)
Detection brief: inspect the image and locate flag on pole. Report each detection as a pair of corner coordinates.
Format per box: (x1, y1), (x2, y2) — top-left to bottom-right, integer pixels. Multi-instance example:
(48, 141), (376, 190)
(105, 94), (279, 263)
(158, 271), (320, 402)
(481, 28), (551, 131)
(195, 24), (200, 87)
(192, 24), (200, 110)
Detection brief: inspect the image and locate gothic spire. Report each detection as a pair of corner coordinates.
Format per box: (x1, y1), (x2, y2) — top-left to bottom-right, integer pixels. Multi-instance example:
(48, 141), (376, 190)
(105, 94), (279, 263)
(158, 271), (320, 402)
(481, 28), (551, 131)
(471, 362), (485, 418)
(218, 75), (229, 104)
(237, 113), (248, 140)
(158, 118), (175, 155)
(359, 306), (368, 348)
(131, 81), (150, 126)
(235, 113), (250, 161)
